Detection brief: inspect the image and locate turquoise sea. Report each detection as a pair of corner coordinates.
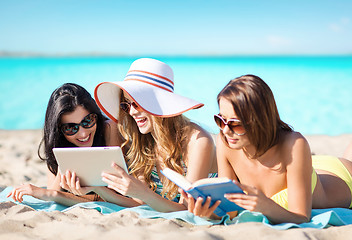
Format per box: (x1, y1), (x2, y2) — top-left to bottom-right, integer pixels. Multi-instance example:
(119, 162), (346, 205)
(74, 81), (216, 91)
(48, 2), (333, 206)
(0, 56), (351, 135)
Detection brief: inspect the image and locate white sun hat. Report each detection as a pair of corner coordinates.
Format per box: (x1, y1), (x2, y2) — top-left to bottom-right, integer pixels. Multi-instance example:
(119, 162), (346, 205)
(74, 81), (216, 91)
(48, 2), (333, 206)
(94, 58), (204, 122)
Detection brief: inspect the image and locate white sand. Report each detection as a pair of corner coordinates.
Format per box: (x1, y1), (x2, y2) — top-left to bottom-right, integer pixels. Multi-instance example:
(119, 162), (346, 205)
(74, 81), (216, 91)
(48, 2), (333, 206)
(1, 129), (352, 240)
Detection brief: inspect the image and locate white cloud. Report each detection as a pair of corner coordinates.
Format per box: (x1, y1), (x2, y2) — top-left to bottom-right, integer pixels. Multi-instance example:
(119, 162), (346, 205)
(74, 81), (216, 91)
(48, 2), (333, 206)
(329, 23), (343, 32)
(341, 17), (350, 25)
(328, 17), (350, 33)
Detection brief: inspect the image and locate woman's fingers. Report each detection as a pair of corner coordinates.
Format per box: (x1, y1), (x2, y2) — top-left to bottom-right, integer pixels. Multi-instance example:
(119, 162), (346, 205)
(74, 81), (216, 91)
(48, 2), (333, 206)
(17, 192), (24, 203)
(61, 170), (77, 193)
(187, 194), (195, 212)
(6, 190), (13, 198)
(225, 192), (256, 204)
(235, 181), (258, 195)
(101, 175), (122, 191)
(101, 168), (130, 195)
(225, 193), (254, 209)
(60, 174), (69, 190)
(101, 171), (124, 185)
(193, 196), (219, 218)
(225, 191), (262, 212)
(193, 197), (206, 216)
(70, 171), (77, 190)
(7, 184), (48, 203)
(70, 171), (83, 195)
(185, 194), (220, 218)
(15, 187), (26, 202)
(8, 185), (28, 202)
(101, 163), (130, 189)
(209, 199), (221, 213)
(75, 177), (81, 192)
(179, 189), (188, 200)
(66, 170), (72, 184)
(59, 171), (85, 195)
(109, 162), (128, 177)
(8, 189), (17, 201)
(68, 170), (78, 194)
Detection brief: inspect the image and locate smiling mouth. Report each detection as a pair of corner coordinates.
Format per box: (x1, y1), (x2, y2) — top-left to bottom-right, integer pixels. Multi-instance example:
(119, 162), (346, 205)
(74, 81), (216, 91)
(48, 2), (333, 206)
(226, 136), (238, 144)
(135, 118), (147, 127)
(78, 134), (90, 143)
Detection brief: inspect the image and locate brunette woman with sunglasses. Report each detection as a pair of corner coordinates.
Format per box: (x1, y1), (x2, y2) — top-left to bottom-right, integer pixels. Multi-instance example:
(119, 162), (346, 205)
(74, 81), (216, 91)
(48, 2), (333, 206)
(8, 83), (124, 205)
(183, 75), (352, 224)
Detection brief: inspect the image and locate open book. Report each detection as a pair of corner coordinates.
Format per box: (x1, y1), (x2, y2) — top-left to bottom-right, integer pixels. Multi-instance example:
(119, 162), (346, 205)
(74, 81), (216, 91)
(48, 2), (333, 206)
(161, 168), (244, 217)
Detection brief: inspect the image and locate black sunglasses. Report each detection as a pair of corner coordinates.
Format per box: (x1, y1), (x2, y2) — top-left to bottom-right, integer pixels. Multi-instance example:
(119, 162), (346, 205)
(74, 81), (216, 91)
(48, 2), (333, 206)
(120, 100), (141, 113)
(214, 114), (246, 136)
(61, 113), (97, 136)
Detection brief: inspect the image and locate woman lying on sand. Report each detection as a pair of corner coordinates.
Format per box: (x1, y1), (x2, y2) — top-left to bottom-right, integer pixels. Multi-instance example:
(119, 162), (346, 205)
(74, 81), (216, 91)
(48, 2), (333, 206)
(183, 75), (352, 224)
(8, 83), (122, 205)
(92, 58), (217, 211)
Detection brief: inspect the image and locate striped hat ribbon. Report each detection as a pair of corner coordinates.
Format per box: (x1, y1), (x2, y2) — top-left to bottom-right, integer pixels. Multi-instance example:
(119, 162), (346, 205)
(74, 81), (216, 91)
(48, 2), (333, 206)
(124, 70), (174, 92)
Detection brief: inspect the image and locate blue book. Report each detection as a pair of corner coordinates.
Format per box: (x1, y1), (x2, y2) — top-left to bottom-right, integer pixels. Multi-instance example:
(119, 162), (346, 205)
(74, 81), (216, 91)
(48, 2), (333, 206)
(161, 168), (244, 217)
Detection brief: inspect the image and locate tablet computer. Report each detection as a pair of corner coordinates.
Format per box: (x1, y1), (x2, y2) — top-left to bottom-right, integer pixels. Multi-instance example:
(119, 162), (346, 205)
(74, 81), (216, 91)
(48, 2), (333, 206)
(53, 146), (128, 187)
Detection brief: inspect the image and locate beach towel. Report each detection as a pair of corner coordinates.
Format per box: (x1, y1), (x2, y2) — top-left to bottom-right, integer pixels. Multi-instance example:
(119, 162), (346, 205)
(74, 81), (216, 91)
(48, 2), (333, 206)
(1, 186), (352, 229)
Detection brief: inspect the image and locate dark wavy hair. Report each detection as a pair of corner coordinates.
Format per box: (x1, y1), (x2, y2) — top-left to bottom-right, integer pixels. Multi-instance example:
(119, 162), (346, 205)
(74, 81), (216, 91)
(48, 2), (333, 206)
(217, 75), (292, 158)
(38, 83), (106, 175)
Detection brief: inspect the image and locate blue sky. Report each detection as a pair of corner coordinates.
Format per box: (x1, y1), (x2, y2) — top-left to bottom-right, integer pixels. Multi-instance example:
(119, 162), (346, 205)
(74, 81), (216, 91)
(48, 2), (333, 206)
(0, 0), (351, 55)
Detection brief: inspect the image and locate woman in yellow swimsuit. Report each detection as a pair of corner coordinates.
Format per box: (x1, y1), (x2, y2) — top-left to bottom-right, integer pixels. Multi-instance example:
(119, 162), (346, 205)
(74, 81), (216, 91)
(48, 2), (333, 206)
(183, 75), (352, 224)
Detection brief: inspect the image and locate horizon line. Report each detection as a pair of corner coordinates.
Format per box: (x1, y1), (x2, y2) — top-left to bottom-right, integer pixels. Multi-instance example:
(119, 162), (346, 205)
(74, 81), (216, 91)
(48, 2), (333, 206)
(0, 51), (351, 58)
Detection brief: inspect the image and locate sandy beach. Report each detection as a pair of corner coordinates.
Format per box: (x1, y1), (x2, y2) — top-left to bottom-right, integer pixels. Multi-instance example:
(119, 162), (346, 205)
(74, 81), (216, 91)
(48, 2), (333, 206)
(1, 129), (352, 239)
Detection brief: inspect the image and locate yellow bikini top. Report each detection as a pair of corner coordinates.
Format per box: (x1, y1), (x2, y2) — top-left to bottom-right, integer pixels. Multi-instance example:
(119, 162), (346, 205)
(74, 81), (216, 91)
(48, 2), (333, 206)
(270, 169), (317, 210)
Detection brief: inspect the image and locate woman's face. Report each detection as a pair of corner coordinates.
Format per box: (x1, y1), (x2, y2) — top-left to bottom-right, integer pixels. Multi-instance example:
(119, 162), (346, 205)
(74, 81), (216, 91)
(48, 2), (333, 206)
(123, 94), (154, 135)
(218, 97), (250, 150)
(60, 105), (97, 147)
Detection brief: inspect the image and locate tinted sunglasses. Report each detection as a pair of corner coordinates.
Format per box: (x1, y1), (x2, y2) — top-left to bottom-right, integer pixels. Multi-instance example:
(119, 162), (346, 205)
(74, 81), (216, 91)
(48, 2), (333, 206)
(61, 113), (97, 136)
(214, 114), (246, 136)
(120, 100), (141, 113)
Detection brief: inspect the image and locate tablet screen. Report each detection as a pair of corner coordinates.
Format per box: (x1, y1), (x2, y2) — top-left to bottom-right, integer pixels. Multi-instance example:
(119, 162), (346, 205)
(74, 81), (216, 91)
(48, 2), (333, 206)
(53, 146), (128, 186)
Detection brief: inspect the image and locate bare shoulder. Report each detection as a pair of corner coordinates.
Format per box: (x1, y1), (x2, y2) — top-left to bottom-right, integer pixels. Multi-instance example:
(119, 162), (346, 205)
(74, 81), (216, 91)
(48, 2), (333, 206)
(282, 131), (309, 150)
(104, 120), (117, 137)
(188, 122), (214, 143)
(185, 122), (215, 152)
(104, 120), (123, 146)
(281, 131), (311, 167)
(184, 122), (217, 174)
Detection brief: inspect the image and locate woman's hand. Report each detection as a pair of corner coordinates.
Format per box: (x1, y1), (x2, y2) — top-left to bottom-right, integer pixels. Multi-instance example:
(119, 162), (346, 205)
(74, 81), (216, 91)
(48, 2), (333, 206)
(224, 182), (274, 213)
(60, 170), (94, 196)
(7, 184), (48, 202)
(180, 189), (221, 219)
(101, 162), (148, 199)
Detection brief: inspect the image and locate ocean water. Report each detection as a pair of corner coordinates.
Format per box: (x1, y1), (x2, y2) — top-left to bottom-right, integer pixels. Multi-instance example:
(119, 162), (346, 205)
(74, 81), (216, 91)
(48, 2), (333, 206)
(0, 56), (351, 135)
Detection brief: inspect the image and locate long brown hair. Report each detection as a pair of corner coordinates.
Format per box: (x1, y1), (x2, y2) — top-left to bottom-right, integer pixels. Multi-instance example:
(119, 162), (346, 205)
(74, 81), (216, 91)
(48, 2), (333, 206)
(217, 75), (292, 158)
(117, 91), (191, 200)
(39, 83), (106, 176)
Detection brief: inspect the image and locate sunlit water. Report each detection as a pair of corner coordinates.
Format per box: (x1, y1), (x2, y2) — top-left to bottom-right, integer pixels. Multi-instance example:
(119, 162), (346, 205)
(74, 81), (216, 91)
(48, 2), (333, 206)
(0, 56), (351, 135)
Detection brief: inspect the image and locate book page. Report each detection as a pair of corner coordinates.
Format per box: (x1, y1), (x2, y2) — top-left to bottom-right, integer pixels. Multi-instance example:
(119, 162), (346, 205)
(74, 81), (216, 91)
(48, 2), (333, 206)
(161, 168), (192, 190)
(192, 177), (231, 187)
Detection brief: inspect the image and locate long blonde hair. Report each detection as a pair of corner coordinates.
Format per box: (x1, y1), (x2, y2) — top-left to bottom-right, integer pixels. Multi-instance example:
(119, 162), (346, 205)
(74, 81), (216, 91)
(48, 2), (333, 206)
(118, 91), (191, 200)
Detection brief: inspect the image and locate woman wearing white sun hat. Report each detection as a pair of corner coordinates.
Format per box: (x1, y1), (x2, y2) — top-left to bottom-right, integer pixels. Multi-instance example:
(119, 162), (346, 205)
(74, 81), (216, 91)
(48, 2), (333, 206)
(93, 58), (217, 211)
